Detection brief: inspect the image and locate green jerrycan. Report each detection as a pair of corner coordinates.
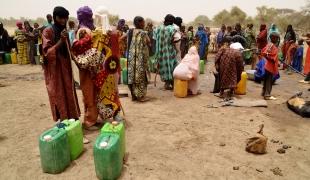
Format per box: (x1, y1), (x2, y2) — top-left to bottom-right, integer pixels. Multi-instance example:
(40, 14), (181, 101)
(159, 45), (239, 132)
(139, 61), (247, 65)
(93, 132), (123, 180)
(199, 60), (205, 74)
(39, 127), (71, 174)
(101, 121), (125, 159)
(62, 119), (84, 160)
(122, 69), (128, 85)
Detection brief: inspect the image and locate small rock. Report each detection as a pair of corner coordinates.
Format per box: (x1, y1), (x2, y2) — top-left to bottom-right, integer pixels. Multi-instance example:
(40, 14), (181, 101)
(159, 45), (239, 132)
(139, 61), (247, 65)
(277, 148), (286, 154)
(219, 143), (226, 147)
(256, 169), (263, 173)
(282, 145), (289, 149)
(233, 166), (239, 170)
(250, 119), (254, 122)
(270, 167), (283, 176)
(279, 142), (283, 145)
(271, 139), (279, 143)
(288, 145), (292, 148)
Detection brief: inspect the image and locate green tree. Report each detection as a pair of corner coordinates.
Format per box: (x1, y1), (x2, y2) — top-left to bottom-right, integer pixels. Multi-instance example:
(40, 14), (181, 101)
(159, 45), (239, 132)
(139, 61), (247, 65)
(108, 14), (119, 26)
(255, 6), (278, 25)
(213, 9), (231, 26)
(193, 15), (211, 26)
(230, 6), (247, 23)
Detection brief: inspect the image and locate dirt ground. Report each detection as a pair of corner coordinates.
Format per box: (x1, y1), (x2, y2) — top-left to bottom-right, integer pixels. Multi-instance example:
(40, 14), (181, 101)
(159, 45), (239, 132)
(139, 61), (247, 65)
(0, 57), (310, 180)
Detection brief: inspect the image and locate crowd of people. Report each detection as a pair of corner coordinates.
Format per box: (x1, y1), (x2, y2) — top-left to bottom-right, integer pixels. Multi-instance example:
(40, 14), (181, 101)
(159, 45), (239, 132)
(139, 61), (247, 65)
(1, 6), (310, 137)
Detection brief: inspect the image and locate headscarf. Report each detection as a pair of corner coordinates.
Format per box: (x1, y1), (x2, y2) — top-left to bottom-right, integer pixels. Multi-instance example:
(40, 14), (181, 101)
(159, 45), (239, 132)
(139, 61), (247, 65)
(270, 31), (280, 38)
(196, 26), (208, 59)
(117, 19), (125, 30)
(0, 22), (4, 35)
(94, 5), (110, 33)
(174, 17), (182, 28)
(77, 6), (95, 30)
(24, 21), (33, 32)
(182, 46), (200, 79)
(268, 24), (280, 37)
(284, 24), (296, 42)
(164, 14), (175, 26)
(53, 6), (69, 22)
(260, 24), (266, 32)
(16, 21), (23, 29)
(268, 23), (280, 44)
(52, 6), (69, 56)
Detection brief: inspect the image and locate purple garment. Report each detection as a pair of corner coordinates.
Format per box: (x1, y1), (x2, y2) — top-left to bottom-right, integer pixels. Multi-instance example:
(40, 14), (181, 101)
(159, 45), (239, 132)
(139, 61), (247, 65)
(77, 6), (95, 30)
(117, 19), (125, 30)
(217, 31), (225, 44)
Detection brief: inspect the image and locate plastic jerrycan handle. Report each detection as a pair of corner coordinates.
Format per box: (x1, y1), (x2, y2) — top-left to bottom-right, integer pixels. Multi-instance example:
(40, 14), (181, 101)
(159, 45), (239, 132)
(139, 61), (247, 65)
(111, 121), (119, 132)
(99, 135), (111, 149)
(43, 128), (62, 142)
(112, 121), (119, 126)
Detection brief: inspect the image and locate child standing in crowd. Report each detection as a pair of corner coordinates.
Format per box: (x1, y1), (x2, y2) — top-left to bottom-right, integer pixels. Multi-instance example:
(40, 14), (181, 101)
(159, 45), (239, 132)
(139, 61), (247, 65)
(261, 32), (280, 100)
(292, 39), (304, 73)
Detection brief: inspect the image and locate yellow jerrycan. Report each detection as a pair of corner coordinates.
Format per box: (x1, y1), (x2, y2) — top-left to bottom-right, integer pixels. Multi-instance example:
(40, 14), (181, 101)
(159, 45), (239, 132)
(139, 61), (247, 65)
(174, 79), (188, 98)
(235, 72), (247, 95)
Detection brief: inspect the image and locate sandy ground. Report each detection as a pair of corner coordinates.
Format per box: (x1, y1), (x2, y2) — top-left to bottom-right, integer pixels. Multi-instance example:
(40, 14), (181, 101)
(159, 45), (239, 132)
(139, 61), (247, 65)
(0, 57), (310, 180)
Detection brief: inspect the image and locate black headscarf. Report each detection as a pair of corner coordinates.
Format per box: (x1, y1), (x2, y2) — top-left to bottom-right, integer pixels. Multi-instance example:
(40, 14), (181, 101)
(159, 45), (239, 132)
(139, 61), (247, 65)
(52, 6), (69, 57)
(0, 22), (4, 35)
(52, 6), (69, 42)
(164, 14), (175, 26)
(285, 24), (296, 42)
(174, 17), (182, 28)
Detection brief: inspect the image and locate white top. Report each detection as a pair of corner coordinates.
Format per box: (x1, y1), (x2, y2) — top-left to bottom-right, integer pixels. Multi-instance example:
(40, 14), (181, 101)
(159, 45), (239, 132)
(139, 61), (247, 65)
(230, 42), (244, 50)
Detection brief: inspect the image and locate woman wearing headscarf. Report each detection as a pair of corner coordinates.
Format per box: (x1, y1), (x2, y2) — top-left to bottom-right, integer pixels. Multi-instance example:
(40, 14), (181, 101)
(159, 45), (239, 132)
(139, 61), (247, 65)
(42, 6), (80, 122)
(24, 21), (36, 65)
(73, 6), (99, 130)
(173, 46), (200, 95)
(256, 24), (268, 51)
(72, 6), (122, 127)
(187, 26), (194, 48)
(117, 19), (127, 58)
(196, 25), (208, 60)
(153, 14), (178, 90)
(282, 25), (297, 70)
(14, 21), (29, 64)
(180, 25), (188, 59)
(282, 25), (296, 58)
(215, 36), (244, 98)
(127, 16), (150, 102)
(174, 17), (183, 62)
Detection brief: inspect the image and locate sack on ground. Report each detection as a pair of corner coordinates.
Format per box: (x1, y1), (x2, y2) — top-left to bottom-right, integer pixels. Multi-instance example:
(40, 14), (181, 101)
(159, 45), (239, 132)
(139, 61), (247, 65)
(246, 124), (267, 154)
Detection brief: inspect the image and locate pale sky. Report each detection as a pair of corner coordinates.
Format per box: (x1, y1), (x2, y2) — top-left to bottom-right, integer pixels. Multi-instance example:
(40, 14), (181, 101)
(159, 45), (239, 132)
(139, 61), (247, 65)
(0, 0), (307, 22)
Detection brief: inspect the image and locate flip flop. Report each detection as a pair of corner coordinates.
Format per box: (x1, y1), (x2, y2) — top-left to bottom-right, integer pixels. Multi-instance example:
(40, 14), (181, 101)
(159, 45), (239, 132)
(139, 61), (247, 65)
(83, 137), (90, 144)
(265, 96), (277, 100)
(299, 80), (310, 84)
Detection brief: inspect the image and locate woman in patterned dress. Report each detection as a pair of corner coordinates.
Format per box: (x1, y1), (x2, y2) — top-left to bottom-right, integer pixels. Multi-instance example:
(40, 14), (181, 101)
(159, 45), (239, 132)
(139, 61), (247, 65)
(127, 16), (150, 102)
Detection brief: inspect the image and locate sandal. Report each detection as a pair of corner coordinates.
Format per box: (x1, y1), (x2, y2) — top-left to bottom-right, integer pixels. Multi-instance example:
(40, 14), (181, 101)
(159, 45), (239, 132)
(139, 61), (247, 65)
(137, 97), (150, 102)
(264, 96), (277, 100)
(299, 80), (310, 84)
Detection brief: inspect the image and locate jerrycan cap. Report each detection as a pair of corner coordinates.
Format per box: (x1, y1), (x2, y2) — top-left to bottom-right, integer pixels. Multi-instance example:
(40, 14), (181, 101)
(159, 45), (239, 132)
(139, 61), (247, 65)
(69, 119), (75, 123)
(43, 135), (52, 142)
(112, 121), (119, 126)
(100, 141), (108, 148)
